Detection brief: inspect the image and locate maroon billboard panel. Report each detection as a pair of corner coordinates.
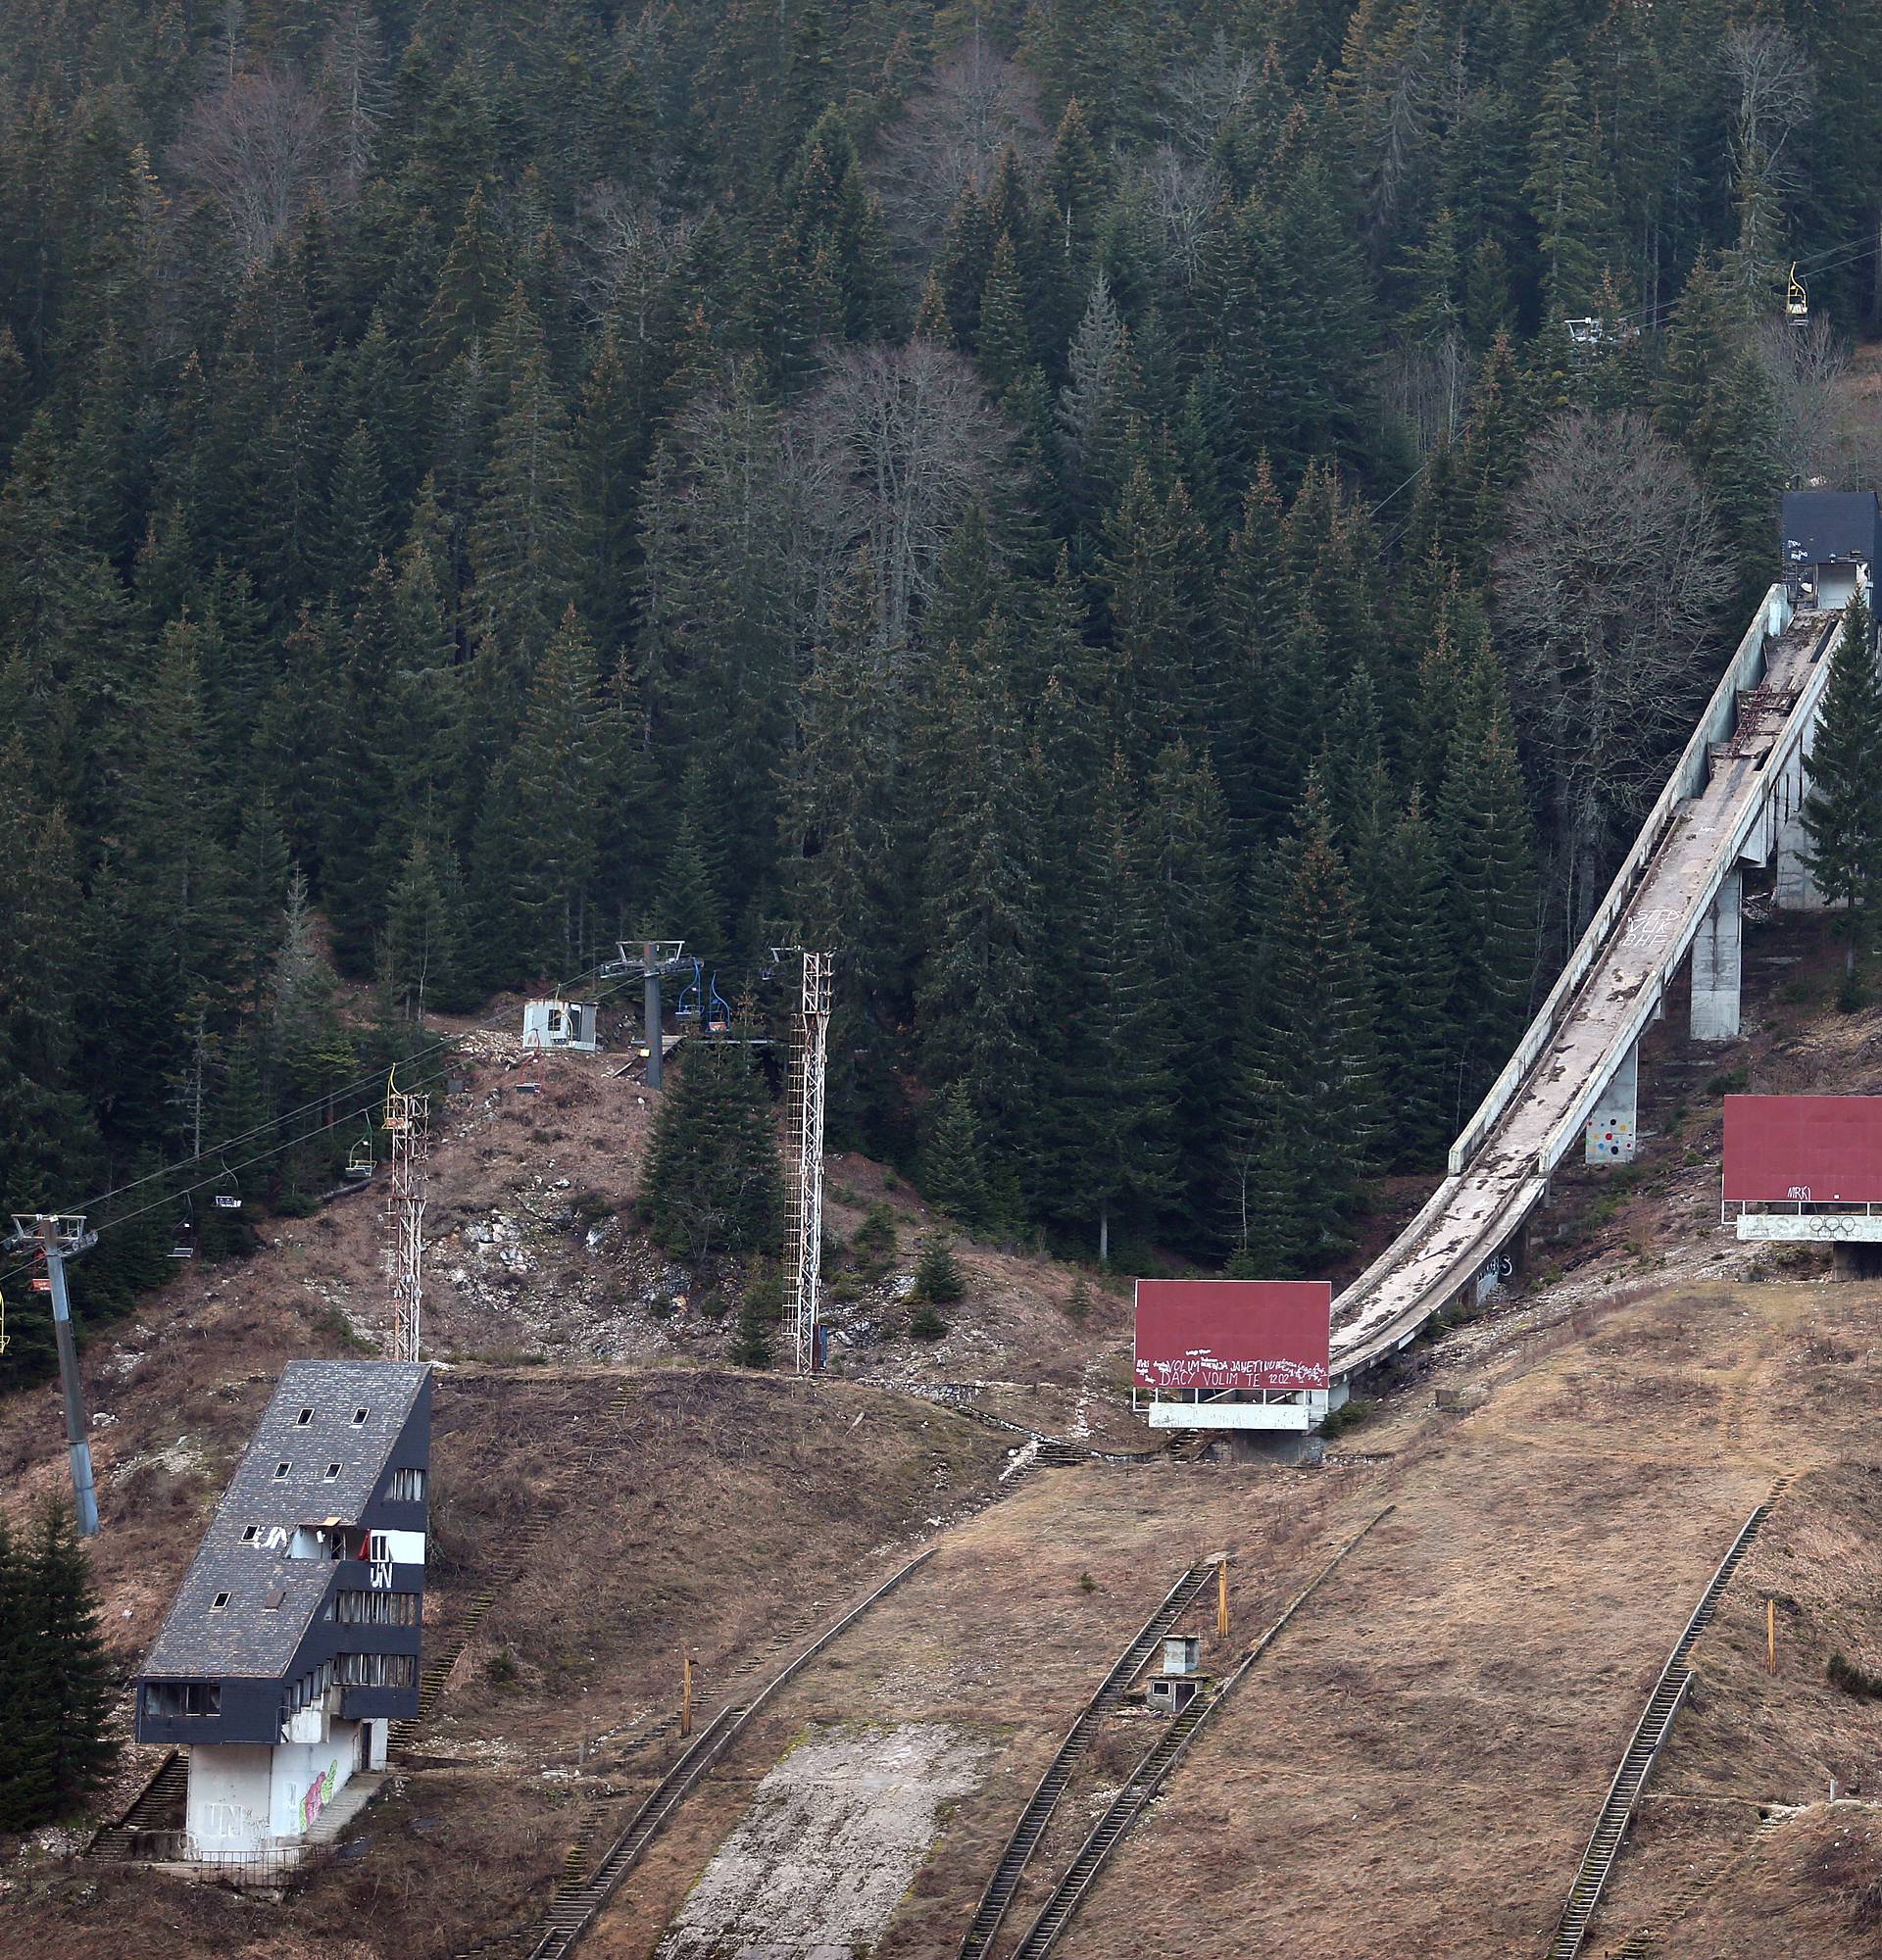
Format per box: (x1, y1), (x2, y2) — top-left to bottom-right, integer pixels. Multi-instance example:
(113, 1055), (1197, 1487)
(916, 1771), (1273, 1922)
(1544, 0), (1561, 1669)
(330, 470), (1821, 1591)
(1133, 1280), (1331, 1394)
(1722, 1095), (1882, 1204)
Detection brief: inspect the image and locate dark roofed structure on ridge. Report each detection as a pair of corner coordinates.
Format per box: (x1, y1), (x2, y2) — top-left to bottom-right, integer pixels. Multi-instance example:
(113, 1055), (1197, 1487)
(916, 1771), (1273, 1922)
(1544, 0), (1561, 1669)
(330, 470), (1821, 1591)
(132, 1359), (431, 1867)
(1780, 489), (1881, 612)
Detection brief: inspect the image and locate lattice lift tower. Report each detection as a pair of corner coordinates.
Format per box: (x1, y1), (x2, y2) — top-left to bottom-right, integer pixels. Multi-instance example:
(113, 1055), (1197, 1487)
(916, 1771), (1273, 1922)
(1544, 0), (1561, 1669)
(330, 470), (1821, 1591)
(381, 1067), (430, 1363)
(783, 952), (833, 1375)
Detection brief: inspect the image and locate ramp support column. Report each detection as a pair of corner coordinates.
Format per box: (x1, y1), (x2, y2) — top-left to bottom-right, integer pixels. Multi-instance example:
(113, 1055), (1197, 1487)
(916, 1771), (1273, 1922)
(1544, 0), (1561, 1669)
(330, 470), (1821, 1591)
(1690, 867), (1743, 1041)
(1585, 1042), (1639, 1165)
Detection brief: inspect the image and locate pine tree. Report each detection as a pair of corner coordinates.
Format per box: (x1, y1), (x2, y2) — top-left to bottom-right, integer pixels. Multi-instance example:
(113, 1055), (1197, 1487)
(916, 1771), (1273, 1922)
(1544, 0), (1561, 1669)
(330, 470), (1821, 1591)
(1135, 742), (1239, 1249)
(1235, 779), (1382, 1268)
(1097, 465), (1218, 773)
(913, 629), (1040, 1189)
(920, 1081), (990, 1230)
(1437, 650), (1538, 1112)
(642, 1044), (783, 1262)
(911, 1231), (966, 1306)
(1801, 594), (1882, 980)
(13, 1504), (118, 1822)
(1039, 752), (1176, 1261)
(466, 293), (588, 705)
(1524, 58), (1610, 321)
(1371, 793), (1456, 1164)
(319, 420), (392, 605)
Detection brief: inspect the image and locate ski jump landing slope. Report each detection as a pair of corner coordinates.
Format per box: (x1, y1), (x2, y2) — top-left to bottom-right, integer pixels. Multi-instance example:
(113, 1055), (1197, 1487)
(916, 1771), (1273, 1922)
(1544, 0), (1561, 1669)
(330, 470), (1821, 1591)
(1330, 588), (1840, 1384)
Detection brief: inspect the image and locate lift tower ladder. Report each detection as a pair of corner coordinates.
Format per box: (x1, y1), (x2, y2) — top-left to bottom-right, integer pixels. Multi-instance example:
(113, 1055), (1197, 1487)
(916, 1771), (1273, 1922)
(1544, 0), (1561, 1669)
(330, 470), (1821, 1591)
(382, 1068), (430, 1364)
(784, 952), (833, 1375)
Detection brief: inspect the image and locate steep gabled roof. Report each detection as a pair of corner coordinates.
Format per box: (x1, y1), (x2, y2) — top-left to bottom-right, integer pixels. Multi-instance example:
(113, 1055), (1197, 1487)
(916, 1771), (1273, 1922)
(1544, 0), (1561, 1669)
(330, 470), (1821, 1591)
(140, 1360), (428, 1682)
(1781, 490), (1881, 570)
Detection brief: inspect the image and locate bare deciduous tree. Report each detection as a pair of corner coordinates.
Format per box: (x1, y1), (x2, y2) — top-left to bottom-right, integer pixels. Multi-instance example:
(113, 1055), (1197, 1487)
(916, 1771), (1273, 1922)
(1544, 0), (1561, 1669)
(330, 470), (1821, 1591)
(1756, 314), (1849, 488)
(571, 183), (697, 331)
(1159, 34), (1263, 155)
(789, 341), (1013, 649)
(173, 70), (331, 267)
(871, 35), (1043, 268)
(1499, 410), (1725, 938)
(1723, 22), (1814, 270)
(1134, 146), (1225, 287)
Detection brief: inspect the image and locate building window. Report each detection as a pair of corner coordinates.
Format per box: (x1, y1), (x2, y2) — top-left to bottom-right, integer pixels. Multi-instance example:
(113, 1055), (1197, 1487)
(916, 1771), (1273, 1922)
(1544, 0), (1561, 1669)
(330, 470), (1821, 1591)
(273, 1462), (290, 1479)
(322, 1462), (342, 1481)
(335, 1590), (419, 1627)
(368, 1532), (392, 1564)
(240, 1524), (259, 1543)
(385, 1467), (425, 1503)
(335, 1651), (415, 1690)
(211, 1592), (229, 1610)
(284, 1658), (335, 1716)
(295, 1408), (314, 1426)
(144, 1680), (221, 1718)
(352, 1407), (369, 1426)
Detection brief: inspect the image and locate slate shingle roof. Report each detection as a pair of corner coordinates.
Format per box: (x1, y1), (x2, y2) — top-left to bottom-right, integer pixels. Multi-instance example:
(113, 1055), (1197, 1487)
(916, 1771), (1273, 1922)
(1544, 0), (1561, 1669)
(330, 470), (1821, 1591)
(1781, 490), (1881, 571)
(140, 1360), (428, 1681)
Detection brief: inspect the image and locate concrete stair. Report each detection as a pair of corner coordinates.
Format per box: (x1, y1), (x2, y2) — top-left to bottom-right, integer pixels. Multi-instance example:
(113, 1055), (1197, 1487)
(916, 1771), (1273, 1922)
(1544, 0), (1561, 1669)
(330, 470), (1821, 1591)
(88, 1749), (188, 1861)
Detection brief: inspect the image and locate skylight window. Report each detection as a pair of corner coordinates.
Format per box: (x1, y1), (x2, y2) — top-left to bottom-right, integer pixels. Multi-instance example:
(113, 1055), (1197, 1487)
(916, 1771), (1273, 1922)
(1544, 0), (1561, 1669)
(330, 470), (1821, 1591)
(211, 1592), (229, 1609)
(352, 1406), (369, 1425)
(295, 1407), (315, 1426)
(240, 1524), (259, 1543)
(273, 1462), (291, 1479)
(323, 1462), (342, 1481)
(263, 1590), (285, 1610)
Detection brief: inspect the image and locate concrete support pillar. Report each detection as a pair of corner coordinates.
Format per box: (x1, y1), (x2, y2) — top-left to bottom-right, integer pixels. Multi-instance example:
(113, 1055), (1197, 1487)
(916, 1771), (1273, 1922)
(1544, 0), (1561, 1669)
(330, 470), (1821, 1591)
(1690, 866), (1743, 1041)
(1585, 1041), (1639, 1164)
(1774, 808), (1827, 910)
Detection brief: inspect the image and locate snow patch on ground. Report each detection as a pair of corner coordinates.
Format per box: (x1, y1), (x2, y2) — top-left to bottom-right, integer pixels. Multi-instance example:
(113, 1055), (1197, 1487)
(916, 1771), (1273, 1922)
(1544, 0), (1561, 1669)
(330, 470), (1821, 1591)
(655, 1720), (985, 1960)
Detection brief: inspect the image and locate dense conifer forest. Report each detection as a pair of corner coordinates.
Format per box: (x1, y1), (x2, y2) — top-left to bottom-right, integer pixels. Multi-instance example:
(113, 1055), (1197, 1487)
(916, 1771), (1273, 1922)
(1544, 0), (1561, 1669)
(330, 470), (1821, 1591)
(2, 0), (1879, 1375)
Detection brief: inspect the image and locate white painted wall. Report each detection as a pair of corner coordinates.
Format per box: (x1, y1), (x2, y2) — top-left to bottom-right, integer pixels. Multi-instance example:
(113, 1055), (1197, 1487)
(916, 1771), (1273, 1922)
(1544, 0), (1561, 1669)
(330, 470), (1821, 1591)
(186, 1743), (273, 1859)
(186, 1723), (364, 1859)
(270, 1725), (361, 1841)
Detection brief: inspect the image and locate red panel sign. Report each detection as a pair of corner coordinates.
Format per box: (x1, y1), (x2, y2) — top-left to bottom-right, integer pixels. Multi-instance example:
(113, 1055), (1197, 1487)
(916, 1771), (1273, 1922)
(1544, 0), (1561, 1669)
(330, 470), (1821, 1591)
(1722, 1095), (1882, 1203)
(1133, 1280), (1331, 1393)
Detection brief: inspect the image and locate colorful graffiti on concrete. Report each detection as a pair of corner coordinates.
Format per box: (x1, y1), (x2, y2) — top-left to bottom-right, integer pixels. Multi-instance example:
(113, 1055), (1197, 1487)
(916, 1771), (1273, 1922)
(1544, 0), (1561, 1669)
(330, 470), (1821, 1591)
(301, 1760), (340, 1832)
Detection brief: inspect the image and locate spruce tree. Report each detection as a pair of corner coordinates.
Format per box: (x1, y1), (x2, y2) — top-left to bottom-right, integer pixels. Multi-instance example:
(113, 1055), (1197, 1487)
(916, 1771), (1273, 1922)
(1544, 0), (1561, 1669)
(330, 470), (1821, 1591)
(642, 1044), (783, 1263)
(13, 1504), (118, 1823)
(1437, 651), (1538, 1113)
(920, 1081), (990, 1230)
(1801, 594), (1882, 982)
(1370, 794), (1456, 1165)
(1038, 753), (1176, 1262)
(1235, 779), (1382, 1268)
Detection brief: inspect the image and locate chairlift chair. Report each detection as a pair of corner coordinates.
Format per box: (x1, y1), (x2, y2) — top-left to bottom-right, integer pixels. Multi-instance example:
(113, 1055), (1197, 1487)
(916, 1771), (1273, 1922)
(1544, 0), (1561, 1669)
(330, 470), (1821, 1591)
(675, 958), (704, 1023)
(170, 1200), (196, 1259)
(343, 1129), (376, 1182)
(1787, 264), (1809, 328)
(706, 974), (731, 1034)
(213, 1158), (242, 1210)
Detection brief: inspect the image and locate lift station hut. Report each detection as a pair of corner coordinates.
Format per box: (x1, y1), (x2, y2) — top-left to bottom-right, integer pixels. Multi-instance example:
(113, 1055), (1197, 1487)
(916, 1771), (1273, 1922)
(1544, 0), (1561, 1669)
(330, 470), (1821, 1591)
(521, 998), (600, 1052)
(1133, 1279), (1333, 1432)
(1723, 1094), (1882, 1276)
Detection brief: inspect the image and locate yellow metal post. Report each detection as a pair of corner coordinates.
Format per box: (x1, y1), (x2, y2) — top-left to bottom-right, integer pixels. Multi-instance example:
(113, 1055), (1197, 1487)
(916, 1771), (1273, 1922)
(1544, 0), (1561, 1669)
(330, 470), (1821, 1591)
(681, 1651), (693, 1736)
(1766, 1597), (1777, 1675)
(1216, 1560), (1229, 1638)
